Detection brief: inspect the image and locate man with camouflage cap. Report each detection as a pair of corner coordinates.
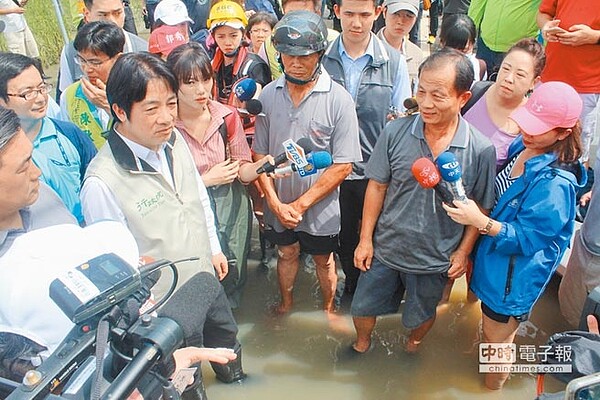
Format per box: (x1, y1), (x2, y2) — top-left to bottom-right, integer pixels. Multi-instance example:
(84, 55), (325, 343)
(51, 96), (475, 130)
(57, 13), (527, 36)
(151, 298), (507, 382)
(253, 10), (361, 315)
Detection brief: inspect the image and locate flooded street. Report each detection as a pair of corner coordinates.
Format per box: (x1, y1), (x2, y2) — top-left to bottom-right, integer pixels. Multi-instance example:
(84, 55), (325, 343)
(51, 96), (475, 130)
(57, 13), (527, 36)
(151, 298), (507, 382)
(201, 227), (572, 400)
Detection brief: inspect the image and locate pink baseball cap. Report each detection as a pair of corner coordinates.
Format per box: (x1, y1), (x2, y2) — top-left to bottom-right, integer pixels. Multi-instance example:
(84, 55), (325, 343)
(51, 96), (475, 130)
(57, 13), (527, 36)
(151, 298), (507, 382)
(149, 24), (189, 57)
(510, 81), (582, 136)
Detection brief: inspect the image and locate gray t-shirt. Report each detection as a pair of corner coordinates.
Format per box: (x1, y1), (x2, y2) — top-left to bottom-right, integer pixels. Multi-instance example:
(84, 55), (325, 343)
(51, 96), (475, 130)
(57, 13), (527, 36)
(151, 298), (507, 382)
(0, 182), (77, 257)
(253, 70), (361, 236)
(367, 114), (496, 274)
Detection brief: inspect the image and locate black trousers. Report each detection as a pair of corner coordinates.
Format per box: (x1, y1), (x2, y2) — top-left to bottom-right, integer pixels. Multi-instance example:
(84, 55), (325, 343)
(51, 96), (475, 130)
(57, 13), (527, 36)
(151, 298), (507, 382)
(158, 272), (239, 350)
(337, 179), (369, 291)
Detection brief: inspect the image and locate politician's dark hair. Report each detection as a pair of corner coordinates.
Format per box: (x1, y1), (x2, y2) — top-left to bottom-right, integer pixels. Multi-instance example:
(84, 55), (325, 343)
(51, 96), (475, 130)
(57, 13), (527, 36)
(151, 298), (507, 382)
(74, 20), (126, 58)
(0, 53), (44, 102)
(106, 52), (178, 121)
(0, 106), (21, 155)
(418, 48), (474, 94)
(83, 0), (124, 10)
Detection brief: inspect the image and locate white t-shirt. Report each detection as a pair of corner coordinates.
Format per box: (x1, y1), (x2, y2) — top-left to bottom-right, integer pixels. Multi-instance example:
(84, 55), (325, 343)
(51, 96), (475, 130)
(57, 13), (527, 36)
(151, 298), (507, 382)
(0, 221), (139, 357)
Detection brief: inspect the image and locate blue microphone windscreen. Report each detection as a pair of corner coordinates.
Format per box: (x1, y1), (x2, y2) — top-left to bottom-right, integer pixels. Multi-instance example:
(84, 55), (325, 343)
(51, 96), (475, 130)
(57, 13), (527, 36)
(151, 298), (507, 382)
(436, 151), (462, 182)
(234, 78), (257, 101)
(310, 151), (333, 169)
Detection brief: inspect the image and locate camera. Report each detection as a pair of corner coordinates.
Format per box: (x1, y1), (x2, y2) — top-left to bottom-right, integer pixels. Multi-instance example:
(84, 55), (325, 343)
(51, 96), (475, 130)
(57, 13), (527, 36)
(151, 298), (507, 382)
(1, 254), (191, 400)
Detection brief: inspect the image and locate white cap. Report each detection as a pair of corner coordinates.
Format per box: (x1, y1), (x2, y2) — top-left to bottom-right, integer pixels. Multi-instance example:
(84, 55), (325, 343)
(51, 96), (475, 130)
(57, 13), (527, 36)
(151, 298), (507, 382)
(154, 0), (194, 26)
(384, 0), (419, 15)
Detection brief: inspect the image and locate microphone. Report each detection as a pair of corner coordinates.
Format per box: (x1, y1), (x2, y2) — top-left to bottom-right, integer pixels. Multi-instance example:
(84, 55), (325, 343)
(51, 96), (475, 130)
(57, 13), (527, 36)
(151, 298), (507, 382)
(411, 157), (454, 205)
(246, 98), (263, 115)
(233, 78), (257, 101)
(403, 97), (419, 115)
(256, 137), (314, 174)
(435, 151), (468, 203)
(274, 151), (332, 177)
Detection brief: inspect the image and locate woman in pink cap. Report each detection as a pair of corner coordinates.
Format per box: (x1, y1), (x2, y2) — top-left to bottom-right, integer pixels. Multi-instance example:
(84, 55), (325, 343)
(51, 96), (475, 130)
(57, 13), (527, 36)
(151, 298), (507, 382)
(443, 81), (587, 390)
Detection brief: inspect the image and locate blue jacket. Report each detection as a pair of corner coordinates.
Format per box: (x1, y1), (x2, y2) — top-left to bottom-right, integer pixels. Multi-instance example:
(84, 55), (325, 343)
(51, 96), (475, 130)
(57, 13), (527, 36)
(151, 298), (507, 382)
(470, 137), (587, 317)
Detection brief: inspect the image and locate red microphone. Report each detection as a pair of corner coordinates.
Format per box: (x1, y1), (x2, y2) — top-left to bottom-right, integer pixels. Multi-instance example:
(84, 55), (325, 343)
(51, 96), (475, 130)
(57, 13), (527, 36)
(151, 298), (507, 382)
(411, 158), (454, 205)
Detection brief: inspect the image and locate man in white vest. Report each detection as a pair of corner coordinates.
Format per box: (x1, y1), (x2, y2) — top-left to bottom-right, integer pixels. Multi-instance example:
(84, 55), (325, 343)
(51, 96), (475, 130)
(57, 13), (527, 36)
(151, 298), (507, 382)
(80, 52), (247, 385)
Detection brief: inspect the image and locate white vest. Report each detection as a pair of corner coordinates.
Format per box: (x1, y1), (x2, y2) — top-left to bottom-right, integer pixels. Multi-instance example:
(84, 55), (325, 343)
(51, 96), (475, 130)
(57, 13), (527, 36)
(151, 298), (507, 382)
(85, 130), (214, 298)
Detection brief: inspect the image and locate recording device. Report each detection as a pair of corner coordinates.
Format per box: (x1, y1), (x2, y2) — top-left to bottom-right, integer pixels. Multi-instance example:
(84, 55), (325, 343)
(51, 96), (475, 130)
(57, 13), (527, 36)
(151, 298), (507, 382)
(233, 78), (257, 102)
(411, 157), (455, 205)
(274, 151), (333, 177)
(579, 285), (600, 331)
(4, 255), (193, 400)
(256, 137), (314, 174)
(436, 151), (468, 203)
(403, 97), (419, 115)
(49, 253), (142, 324)
(246, 99), (263, 115)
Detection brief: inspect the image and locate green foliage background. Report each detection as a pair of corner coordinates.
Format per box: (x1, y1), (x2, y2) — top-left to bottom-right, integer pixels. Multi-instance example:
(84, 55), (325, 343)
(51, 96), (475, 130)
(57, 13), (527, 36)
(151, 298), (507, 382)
(0, 0), (144, 67)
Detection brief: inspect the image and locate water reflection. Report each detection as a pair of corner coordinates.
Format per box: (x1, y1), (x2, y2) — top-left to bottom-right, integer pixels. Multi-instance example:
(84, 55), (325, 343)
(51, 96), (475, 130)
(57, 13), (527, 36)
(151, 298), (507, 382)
(202, 237), (571, 400)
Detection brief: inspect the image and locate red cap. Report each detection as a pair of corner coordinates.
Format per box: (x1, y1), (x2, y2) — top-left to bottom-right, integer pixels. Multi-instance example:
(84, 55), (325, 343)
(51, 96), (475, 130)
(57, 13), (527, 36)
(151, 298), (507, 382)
(510, 81), (583, 136)
(149, 24), (189, 57)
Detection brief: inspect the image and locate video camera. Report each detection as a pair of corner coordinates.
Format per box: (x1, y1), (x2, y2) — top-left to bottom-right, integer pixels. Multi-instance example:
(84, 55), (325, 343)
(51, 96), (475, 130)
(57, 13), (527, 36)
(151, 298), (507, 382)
(1, 253), (195, 400)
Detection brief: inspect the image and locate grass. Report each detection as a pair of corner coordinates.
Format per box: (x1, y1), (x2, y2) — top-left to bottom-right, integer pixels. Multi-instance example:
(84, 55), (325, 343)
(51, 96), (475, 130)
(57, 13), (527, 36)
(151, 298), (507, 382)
(0, 0), (145, 67)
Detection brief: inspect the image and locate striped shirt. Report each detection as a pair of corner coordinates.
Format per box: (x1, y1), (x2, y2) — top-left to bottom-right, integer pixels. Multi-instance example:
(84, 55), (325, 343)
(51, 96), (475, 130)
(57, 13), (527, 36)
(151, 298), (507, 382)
(494, 153), (520, 204)
(176, 100), (252, 175)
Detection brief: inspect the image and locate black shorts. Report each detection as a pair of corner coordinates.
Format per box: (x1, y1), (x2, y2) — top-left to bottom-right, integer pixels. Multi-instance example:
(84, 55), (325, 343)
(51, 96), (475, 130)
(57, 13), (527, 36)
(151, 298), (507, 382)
(262, 228), (338, 255)
(481, 302), (529, 324)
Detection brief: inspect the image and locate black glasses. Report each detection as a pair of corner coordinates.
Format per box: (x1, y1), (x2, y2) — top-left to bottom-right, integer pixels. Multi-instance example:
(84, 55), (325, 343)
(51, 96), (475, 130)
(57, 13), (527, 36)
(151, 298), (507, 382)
(7, 83), (53, 101)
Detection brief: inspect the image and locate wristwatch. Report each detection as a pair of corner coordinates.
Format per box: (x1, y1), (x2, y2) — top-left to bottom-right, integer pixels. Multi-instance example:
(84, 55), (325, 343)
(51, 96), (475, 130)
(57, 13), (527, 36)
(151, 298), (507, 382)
(478, 218), (493, 235)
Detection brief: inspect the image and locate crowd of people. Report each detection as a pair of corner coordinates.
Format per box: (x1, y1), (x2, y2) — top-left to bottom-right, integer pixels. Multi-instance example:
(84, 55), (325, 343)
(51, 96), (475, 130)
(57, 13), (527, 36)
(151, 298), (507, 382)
(0, 0), (599, 396)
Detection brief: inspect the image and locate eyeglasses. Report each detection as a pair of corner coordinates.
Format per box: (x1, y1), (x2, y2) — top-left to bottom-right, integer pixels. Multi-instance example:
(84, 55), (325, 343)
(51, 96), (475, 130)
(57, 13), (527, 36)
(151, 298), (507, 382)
(7, 83), (53, 101)
(75, 55), (112, 68)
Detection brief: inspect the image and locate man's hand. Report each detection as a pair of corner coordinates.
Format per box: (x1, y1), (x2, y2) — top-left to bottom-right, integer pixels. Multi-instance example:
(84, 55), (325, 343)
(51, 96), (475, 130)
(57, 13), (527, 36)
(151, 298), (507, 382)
(203, 159), (240, 187)
(588, 315), (599, 334)
(354, 240), (374, 271)
(173, 347), (237, 370)
(448, 249), (469, 279)
(211, 252), (229, 281)
(557, 24), (600, 46)
(581, 190), (593, 206)
(80, 77), (110, 111)
(272, 202), (302, 229)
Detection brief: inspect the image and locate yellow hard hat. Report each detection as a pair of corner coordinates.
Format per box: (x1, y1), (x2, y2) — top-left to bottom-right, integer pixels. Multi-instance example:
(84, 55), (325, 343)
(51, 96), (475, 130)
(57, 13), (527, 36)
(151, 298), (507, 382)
(207, 1), (248, 31)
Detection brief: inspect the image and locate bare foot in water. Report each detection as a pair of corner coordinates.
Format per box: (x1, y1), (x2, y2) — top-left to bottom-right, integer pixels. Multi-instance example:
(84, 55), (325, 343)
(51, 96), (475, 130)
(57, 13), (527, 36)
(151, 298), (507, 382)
(405, 338), (421, 354)
(325, 311), (354, 334)
(269, 303), (292, 316)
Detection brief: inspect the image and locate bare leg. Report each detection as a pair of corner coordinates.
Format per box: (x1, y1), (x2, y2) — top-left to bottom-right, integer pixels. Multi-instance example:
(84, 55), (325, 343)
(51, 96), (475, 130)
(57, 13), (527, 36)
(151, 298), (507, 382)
(312, 253), (337, 313)
(406, 315), (436, 353)
(352, 316), (376, 352)
(275, 243), (301, 314)
(481, 313), (519, 390)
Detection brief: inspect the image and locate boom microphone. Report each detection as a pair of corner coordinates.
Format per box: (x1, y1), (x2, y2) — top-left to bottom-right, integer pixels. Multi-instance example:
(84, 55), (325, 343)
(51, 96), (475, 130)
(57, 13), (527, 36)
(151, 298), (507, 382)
(435, 151), (468, 203)
(411, 157), (454, 205)
(256, 137), (314, 174)
(274, 151), (333, 177)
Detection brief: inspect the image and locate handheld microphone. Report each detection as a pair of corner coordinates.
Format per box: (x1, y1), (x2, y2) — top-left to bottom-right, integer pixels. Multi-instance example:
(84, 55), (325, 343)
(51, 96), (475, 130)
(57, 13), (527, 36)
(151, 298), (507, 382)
(435, 151), (468, 203)
(233, 78), (257, 101)
(274, 151), (333, 177)
(256, 137), (314, 174)
(403, 97), (419, 115)
(411, 157), (455, 205)
(246, 99), (263, 115)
